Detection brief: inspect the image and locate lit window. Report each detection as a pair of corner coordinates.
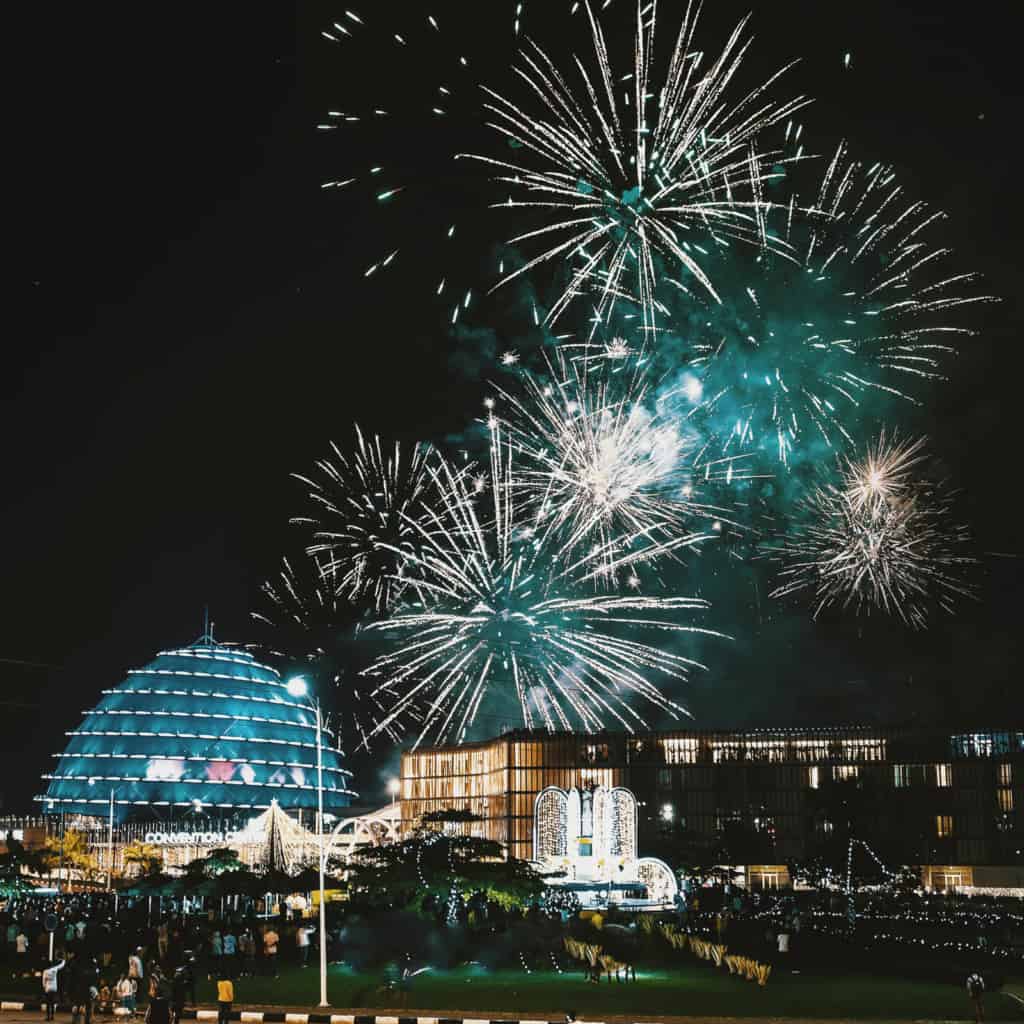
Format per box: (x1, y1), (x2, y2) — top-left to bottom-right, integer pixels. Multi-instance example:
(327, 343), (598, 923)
(998, 789), (1014, 813)
(894, 765), (910, 788)
(936, 815), (953, 838)
(808, 766), (820, 790)
(834, 765), (859, 781)
(998, 763), (1012, 786)
(935, 764), (952, 788)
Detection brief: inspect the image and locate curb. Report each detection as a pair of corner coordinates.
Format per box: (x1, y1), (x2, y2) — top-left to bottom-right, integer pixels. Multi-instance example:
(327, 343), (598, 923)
(2, 1009), (566, 1024)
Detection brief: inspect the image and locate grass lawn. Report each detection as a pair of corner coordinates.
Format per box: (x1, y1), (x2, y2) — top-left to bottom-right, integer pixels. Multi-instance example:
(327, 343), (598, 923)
(187, 963), (1024, 1019)
(5, 963), (1021, 1019)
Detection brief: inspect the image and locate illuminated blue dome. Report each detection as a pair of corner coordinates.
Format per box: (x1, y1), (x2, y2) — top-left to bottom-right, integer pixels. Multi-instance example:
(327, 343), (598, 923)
(41, 640), (355, 822)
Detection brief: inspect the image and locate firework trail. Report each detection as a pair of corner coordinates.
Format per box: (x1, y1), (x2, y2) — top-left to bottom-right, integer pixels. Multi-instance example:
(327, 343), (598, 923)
(770, 434), (975, 628)
(361, 430), (726, 746)
(466, 0), (810, 339)
(250, 553), (416, 750)
(679, 142), (992, 468)
(494, 351), (741, 584)
(292, 426), (435, 616)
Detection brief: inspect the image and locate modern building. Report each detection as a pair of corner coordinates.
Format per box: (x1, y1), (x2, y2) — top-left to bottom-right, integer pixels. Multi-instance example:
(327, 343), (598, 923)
(399, 727), (1024, 892)
(39, 637), (356, 822)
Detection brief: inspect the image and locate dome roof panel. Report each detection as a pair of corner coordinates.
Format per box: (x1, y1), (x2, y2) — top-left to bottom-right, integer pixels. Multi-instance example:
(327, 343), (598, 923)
(41, 639), (355, 821)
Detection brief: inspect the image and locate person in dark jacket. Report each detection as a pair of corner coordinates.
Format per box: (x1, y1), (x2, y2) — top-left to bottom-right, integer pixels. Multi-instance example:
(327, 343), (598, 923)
(70, 956), (97, 1024)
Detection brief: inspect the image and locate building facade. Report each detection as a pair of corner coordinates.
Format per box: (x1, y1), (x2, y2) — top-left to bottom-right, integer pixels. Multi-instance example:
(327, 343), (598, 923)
(399, 727), (1024, 890)
(40, 638), (355, 822)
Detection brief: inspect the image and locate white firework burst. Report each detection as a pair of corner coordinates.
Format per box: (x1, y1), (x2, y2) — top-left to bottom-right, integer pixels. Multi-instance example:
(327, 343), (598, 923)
(361, 431), (725, 746)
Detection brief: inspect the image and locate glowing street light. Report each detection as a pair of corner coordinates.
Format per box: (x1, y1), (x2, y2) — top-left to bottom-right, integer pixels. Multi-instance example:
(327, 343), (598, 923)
(285, 675), (328, 1008)
(387, 777), (400, 807)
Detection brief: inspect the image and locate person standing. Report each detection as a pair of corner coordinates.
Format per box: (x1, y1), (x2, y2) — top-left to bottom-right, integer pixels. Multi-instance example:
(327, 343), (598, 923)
(209, 930), (222, 979)
(261, 927), (279, 979)
(216, 972), (234, 1024)
(221, 929), (237, 977)
(157, 921), (169, 962)
(295, 924), (310, 967)
(70, 956), (96, 1024)
(966, 972), (985, 1022)
(170, 965), (189, 1024)
(42, 959), (65, 1021)
(14, 929), (29, 971)
(115, 975), (135, 1019)
(128, 949), (144, 987)
(147, 966), (171, 1024)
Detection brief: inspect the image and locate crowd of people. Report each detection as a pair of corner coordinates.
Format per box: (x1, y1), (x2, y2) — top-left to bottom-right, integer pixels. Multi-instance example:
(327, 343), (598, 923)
(1, 892), (323, 1018)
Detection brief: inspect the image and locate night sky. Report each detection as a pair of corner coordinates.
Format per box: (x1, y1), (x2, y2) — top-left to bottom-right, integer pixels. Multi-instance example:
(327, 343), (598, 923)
(7, 1), (1023, 811)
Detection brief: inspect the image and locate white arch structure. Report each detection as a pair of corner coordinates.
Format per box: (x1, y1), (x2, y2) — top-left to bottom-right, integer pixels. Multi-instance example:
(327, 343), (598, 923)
(532, 784), (677, 907)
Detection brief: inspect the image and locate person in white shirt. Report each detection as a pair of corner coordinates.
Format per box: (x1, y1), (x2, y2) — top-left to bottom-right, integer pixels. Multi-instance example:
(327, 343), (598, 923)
(128, 951), (144, 982)
(295, 924), (311, 967)
(116, 975), (137, 1017)
(42, 960), (65, 1021)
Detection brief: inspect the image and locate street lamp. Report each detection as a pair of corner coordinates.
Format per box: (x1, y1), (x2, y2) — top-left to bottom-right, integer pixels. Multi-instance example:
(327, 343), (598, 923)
(286, 675), (328, 1008)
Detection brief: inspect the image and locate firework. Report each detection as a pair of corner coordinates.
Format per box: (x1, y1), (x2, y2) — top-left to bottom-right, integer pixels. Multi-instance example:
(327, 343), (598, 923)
(292, 427), (435, 615)
(681, 142), (992, 467)
(466, 0), (809, 338)
(770, 434), (975, 628)
(361, 431), (725, 746)
(495, 352), (732, 582)
(250, 553), (415, 749)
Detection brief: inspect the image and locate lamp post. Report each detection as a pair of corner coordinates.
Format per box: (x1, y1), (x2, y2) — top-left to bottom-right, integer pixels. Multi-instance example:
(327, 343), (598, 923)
(286, 676), (328, 1008)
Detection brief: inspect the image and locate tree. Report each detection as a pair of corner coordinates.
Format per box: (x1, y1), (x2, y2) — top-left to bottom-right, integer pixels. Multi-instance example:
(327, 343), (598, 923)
(37, 830), (100, 882)
(122, 841), (163, 877)
(184, 847), (243, 879)
(348, 828), (543, 914)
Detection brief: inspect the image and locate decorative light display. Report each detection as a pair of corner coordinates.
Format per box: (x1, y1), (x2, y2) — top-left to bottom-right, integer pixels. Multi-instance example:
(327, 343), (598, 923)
(40, 640), (355, 821)
(533, 784), (676, 907)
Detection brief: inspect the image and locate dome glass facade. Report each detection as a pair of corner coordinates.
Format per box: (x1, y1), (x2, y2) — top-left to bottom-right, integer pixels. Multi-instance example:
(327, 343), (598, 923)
(42, 641), (355, 822)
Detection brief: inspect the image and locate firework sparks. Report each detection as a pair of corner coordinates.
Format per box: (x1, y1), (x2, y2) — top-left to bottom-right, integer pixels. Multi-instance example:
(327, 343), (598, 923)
(494, 352), (730, 582)
(684, 142), (993, 467)
(362, 431), (725, 746)
(770, 434), (975, 628)
(465, 0), (809, 338)
(250, 553), (416, 749)
(292, 426), (435, 616)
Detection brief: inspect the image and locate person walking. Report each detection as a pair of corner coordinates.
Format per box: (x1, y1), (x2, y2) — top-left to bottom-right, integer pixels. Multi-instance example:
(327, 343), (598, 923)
(42, 959), (65, 1021)
(966, 971), (986, 1022)
(216, 972), (234, 1024)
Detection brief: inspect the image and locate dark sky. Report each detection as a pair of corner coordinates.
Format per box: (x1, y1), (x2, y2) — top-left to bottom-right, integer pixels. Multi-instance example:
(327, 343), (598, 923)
(6, 1), (1022, 810)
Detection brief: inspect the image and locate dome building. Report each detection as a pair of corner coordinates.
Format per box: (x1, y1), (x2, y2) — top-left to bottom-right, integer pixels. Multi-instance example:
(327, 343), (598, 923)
(41, 637), (355, 823)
